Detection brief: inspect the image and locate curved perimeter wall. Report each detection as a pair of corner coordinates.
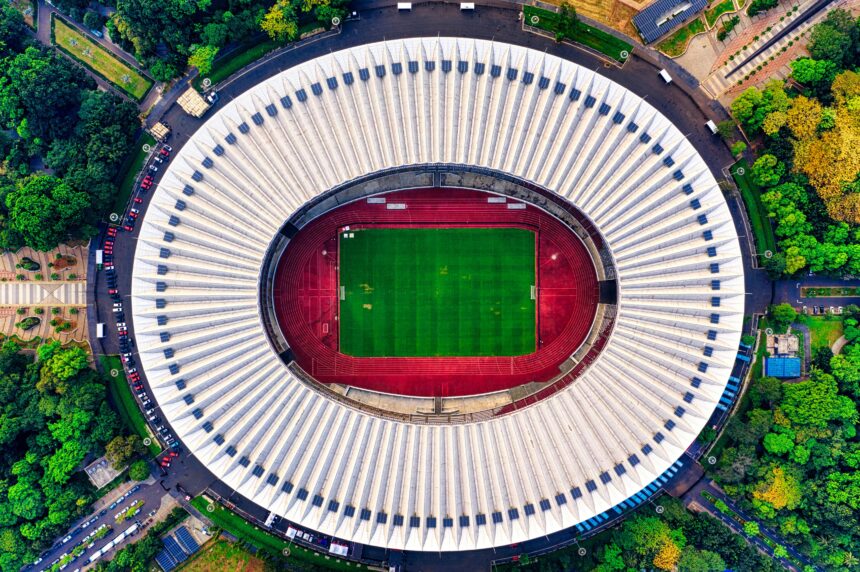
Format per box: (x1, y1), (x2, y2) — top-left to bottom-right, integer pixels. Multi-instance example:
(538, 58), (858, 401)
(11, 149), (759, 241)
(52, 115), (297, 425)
(129, 38), (744, 552)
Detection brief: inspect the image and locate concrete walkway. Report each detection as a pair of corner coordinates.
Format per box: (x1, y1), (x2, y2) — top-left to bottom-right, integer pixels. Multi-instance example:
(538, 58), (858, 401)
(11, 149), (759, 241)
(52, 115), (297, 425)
(832, 335), (848, 355)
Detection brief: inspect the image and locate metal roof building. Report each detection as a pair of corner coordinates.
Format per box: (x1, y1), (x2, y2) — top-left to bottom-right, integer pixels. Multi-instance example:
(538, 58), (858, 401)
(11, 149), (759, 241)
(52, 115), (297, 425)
(633, 0), (708, 44)
(129, 37), (745, 553)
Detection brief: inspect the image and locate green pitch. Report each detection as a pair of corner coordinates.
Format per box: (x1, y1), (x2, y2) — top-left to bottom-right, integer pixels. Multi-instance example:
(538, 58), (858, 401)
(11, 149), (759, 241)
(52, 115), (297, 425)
(338, 227), (536, 357)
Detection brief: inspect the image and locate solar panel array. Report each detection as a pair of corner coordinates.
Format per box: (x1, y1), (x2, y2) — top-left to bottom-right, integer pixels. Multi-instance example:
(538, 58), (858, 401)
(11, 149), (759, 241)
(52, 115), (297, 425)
(632, 0), (708, 43)
(155, 530), (199, 572)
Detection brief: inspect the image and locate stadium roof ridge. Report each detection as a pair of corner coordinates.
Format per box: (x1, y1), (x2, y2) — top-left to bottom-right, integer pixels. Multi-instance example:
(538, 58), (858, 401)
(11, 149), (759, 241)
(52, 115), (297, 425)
(130, 37), (744, 552)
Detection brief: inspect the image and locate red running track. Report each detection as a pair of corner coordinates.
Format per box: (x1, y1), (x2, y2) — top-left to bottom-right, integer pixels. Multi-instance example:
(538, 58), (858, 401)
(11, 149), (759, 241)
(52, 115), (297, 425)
(272, 188), (599, 397)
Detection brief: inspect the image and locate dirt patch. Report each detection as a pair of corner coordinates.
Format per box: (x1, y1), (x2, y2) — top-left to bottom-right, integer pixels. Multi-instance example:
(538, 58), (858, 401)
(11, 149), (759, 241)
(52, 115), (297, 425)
(542, 0), (641, 37)
(52, 256), (78, 270)
(183, 539), (266, 572)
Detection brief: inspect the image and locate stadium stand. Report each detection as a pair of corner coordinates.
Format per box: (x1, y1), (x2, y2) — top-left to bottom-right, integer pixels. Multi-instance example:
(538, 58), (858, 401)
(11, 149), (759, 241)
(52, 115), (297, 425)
(130, 38), (745, 552)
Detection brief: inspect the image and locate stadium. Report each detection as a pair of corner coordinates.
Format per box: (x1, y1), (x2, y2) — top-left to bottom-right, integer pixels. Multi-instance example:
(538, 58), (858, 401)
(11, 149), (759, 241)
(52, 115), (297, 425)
(130, 37), (744, 554)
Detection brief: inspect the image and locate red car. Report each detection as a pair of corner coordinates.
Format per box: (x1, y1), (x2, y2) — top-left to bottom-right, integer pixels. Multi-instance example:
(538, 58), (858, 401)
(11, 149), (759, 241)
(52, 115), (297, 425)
(159, 148), (169, 157)
(169, 451), (179, 458)
(123, 225), (133, 232)
(133, 197), (143, 203)
(107, 228), (118, 237)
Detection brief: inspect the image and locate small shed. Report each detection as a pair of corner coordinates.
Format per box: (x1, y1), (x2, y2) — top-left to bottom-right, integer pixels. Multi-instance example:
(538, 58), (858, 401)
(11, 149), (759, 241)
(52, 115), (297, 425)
(764, 357), (802, 378)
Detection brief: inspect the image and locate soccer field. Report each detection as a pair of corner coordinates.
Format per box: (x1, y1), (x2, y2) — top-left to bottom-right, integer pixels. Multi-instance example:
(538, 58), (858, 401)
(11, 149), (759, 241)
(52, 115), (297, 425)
(339, 227), (536, 357)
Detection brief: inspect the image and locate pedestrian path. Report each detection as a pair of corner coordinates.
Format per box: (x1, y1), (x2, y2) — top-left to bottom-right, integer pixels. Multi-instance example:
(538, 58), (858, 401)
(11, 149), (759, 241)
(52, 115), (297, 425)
(701, 0), (844, 97)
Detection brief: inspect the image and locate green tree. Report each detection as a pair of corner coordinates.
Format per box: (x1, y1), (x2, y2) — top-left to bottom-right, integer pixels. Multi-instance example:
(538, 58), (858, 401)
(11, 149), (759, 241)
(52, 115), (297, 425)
(782, 370), (857, 428)
(743, 521), (760, 536)
(730, 140), (747, 157)
(187, 44), (219, 75)
(261, 0), (298, 42)
(750, 154), (785, 187)
(553, 2), (580, 42)
(105, 435), (142, 469)
(790, 57), (837, 86)
(769, 303), (797, 329)
(808, 20), (853, 68)
(128, 460), (150, 481)
(763, 432), (795, 455)
(677, 547), (726, 572)
(5, 175), (91, 251)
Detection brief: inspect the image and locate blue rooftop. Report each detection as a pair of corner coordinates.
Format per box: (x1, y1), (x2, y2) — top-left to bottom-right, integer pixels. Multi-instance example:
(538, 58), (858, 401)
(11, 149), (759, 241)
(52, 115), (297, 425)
(764, 357), (801, 378)
(633, 0), (708, 43)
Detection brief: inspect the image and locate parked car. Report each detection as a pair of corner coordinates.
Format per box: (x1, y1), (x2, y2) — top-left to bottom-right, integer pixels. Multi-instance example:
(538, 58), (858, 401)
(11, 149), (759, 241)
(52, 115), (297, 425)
(133, 197), (143, 203)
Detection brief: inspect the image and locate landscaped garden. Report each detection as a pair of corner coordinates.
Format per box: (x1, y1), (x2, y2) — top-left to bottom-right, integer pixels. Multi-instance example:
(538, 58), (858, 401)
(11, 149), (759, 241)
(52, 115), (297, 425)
(706, 0), (736, 28)
(523, 5), (632, 63)
(656, 17), (706, 57)
(52, 14), (153, 101)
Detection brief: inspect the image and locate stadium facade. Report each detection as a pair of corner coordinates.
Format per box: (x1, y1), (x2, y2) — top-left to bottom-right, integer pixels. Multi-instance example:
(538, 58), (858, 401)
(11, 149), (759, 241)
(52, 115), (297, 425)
(130, 38), (744, 552)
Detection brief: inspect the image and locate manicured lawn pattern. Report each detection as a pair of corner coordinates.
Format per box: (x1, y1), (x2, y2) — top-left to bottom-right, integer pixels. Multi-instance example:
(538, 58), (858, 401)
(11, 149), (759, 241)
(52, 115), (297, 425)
(656, 17), (706, 56)
(52, 15), (152, 101)
(339, 227), (536, 357)
(732, 159), (777, 255)
(523, 5), (633, 63)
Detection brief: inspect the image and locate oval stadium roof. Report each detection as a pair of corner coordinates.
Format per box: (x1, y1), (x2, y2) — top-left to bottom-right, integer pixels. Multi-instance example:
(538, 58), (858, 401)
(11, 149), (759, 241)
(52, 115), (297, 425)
(130, 37), (744, 552)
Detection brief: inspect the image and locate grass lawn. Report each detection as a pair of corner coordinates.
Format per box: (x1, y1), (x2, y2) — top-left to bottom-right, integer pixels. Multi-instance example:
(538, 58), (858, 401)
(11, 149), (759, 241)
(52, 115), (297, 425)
(109, 132), (156, 221)
(100, 355), (160, 455)
(181, 539), (265, 572)
(194, 40), (280, 90)
(656, 17), (706, 57)
(732, 159), (777, 255)
(339, 227), (536, 357)
(190, 497), (363, 570)
(705, 0), (736, 27)
(523, 6), (633, 63)
(796, 315), (843, 356)
(52, 15), (153, 101)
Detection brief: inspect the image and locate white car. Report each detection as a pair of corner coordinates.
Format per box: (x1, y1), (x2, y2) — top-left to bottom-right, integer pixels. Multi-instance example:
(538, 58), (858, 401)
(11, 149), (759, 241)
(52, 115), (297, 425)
(116, 322), (127, 329)
(112, 307), (123, 313)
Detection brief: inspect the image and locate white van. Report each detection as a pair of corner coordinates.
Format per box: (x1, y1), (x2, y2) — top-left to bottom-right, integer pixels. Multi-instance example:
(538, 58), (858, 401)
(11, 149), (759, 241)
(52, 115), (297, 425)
(397, 2), (412, 9)
(460, 2), (475, 9)
(659, 69), (672, 84)
(705, 120), (718, 134)
(97, 323), (105, 338)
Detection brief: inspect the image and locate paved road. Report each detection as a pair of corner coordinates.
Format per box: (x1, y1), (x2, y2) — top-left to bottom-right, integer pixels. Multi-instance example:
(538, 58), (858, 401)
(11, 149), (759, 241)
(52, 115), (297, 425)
(683, 478), (822, 572)
(31, 478), (164, 572)
(83, 3), (777, 570)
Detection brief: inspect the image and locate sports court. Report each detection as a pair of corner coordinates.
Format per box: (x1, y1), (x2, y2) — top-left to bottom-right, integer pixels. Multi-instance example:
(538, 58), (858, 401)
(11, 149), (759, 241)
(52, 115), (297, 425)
(338, 227), (536, 357)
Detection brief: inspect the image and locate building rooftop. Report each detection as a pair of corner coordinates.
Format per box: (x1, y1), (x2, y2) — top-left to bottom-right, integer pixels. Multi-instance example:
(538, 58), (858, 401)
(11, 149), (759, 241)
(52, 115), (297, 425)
(130, 37), (745, 553)
(765, 357), (802, 378)
(633, 0), (708, 43)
